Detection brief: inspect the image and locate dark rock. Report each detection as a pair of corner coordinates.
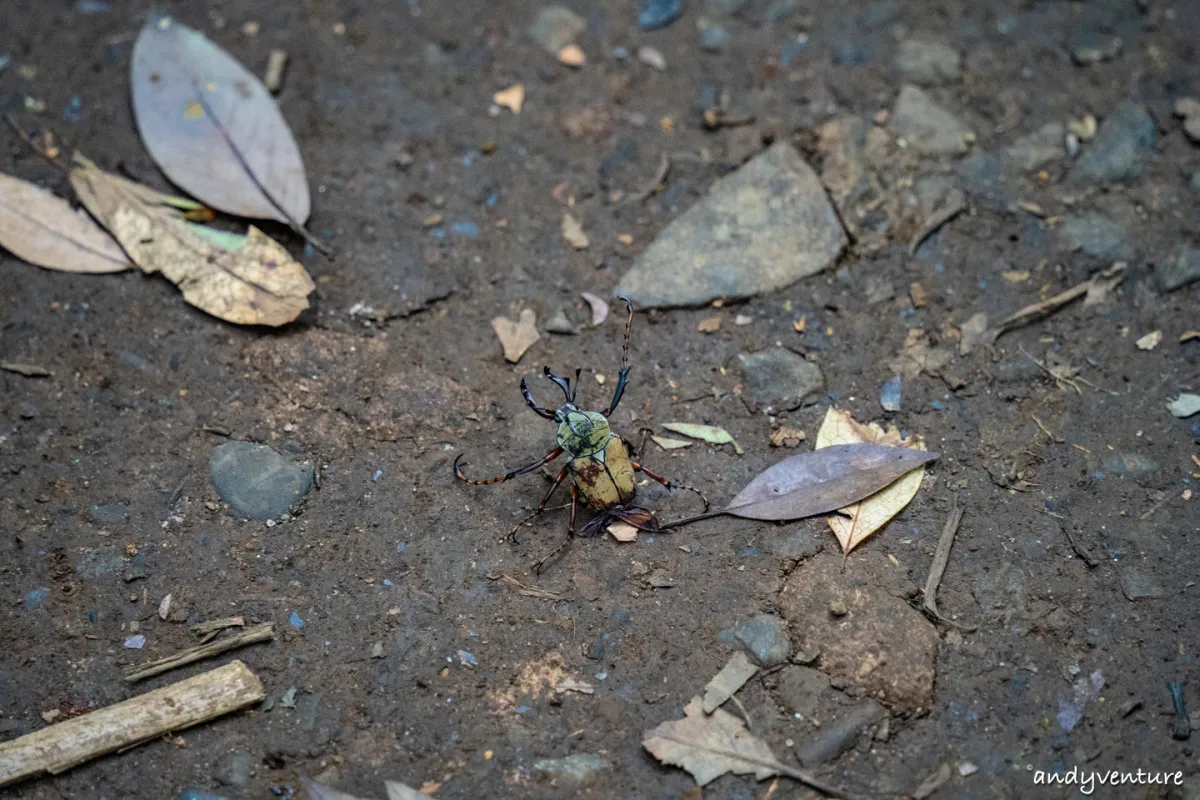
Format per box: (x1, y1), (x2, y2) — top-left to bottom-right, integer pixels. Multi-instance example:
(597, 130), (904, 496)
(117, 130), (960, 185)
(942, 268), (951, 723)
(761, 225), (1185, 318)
(955, 152), (1015, 211)
(638, 0), (682, 31)
(719, 614), (792, 666)
(1120, 566), (1164, 600)
(738, 348), (824, 412)
(1102, 454), (1159, 477)
(1006, 123), (1065, 171)
(544, 308), (578, 335)
(795, 701), (887, 765)
(775, 665), (830, 718)
(529, 6), (586, 53)
(889, 85), (974, 156)
(769, 529), (824, 559)
(1069, 30), (1122, 65)
(209, 442), (314, 520)
(615, 143), (846, 307)
(1156, 246), (1200, 293)
(1070, 103), (1156, 184)
(1058, 213), (1134, 261)
(213, 751), (253, 789)
(699, 24), (730, 52)
(894, 40), (961, 84)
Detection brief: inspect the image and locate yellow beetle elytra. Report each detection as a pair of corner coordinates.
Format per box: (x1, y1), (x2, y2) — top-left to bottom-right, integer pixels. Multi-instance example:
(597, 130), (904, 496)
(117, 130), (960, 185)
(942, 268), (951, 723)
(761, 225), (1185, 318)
(454, 299), (707, 571)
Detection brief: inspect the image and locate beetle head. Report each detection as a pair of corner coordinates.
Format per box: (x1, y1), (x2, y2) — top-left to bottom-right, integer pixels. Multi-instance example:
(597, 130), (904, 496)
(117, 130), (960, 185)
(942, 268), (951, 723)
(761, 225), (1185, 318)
(554, 406), (611, 456)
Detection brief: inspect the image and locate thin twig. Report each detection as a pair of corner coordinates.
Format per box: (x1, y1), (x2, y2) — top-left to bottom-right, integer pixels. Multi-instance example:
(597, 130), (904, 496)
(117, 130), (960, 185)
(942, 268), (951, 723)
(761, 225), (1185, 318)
(990, 263), (1125, 341)
(124, 622), (274, 682)
(628, 152), (670, 205)
(487, 572), (566, 601)
(922, 501), (976, 631)
(908, 195), (967, 256)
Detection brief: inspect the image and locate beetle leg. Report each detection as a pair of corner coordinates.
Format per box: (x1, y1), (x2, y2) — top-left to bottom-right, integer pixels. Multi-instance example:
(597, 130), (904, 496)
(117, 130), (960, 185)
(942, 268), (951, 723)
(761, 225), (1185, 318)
(520, 377), (556, 420)
(632, 462), (709, 511)
(534, 485), (579, 574)
(601, 297), (634, 417)
(507, 464), (570, 544)
(453, 447), (562, 486)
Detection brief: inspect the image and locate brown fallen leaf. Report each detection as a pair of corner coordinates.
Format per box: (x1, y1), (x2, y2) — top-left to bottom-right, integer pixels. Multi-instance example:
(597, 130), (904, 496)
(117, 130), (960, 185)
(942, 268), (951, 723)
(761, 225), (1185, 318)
(0, 171), (132, 274)
(888, 329), (953, 379)
(768, 427), (805, 448)
(701, 653), (758, 713)
(490, 308), (539, 363)
(909, 282), (928, 308)
(644, 696), (779, 786)
(494, 83), (525, 114)
(815, 408), (927, 555)
(69, 155), (314, 326)
(562, 213), (589, 249)
(697, 317), (721, 333)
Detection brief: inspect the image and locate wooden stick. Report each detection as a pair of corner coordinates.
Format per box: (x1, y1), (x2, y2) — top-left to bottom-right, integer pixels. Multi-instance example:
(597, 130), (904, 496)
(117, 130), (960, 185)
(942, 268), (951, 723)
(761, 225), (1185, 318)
(0, 661), (264, 787)
(922, 503), (976, 631)
(990, 263), (1125, 341)
(124, 622), (274, 682)
(190, 616), (245, 636)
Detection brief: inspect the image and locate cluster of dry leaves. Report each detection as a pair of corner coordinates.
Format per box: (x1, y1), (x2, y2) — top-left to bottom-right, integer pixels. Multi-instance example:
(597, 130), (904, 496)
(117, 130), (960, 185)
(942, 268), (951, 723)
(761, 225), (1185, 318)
(0, 16), (316, 326)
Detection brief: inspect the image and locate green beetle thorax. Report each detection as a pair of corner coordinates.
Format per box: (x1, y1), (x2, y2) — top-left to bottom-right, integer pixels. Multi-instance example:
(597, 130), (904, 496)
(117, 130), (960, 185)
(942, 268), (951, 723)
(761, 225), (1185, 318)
(555, 407), (611, 457)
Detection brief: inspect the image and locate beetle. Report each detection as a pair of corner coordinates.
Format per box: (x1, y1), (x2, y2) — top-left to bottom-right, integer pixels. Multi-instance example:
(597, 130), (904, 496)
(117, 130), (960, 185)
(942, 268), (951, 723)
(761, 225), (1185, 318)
(454, 298), (708, 570)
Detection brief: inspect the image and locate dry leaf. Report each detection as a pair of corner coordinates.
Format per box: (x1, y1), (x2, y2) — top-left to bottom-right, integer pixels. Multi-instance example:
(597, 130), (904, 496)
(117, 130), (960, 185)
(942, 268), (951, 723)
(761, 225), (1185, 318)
(70, 155), (314, 326)
(768, 427), (805, 448)
(1181, 330), (1200, 343)
(581, 291), (608, 326)
(701, 653), (759, 713)
(490, 308), (539, 363)
(131, 15), (310, 225)
(1135, 330), (1163, 351)
(643, 696), (780, 786)
(909, 282), (927, 308)
(815, 407), (927, 554)
(557, 44), (586, 66)
(562, 213), (589, 249)
(959, 312), (989, 355)
(652, 435), (693, 450)
(792, 316), (806, 333)
(662, 423), (743, 455)
(697, 317), (721, 333)
(555, 677), (595, 695)
(494, 83), (525, 114)
(0, 172), (131, 273)
(608, 521), (638, 542)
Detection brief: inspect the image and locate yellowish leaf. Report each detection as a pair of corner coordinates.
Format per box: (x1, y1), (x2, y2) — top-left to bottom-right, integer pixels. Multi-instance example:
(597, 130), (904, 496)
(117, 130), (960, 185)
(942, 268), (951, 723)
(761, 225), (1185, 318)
(661, 422), (743, 455)
(651, 435), (693, 451)
(815, 407), (926, 554)
(490, 308), (539, 363)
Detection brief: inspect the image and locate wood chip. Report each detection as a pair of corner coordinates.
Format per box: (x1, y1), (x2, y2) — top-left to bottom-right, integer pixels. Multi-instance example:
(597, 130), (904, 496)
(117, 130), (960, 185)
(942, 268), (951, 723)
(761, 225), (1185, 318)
(768, 427), (805, 448)
(493, 84), (525, 114)
(608, 522), (638, 542)
(190, 616), (245, 635)
(990, 263), (1125, 342)
(922, 503), (975, 630)
(908, 193), (967, 256)
(1135, 330), (1162, 351)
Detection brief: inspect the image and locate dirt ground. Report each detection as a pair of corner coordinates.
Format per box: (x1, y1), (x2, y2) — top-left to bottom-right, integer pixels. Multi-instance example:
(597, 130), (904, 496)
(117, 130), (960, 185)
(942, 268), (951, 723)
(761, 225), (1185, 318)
(3, 0), (1200, 797)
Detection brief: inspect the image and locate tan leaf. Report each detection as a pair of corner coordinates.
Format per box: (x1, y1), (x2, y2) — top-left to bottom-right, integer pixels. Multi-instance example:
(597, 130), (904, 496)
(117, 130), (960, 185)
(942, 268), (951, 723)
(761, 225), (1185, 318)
(661, 423), (743, 455)
(562, 213), (589, 249)
(580, 291), (609, 326)
(888, 329), (953, 379)
(69, 155), (313, 325)
(557, 44), (586, 67)
(643, 696), (780, 786)
(0, 171), (131, 273)
(490, 308), (539, 363)
(493, 83), (525, 114)
(815, 407), (927, 554)
(701, 653), (758, 713)
(608, 521), (638, 542)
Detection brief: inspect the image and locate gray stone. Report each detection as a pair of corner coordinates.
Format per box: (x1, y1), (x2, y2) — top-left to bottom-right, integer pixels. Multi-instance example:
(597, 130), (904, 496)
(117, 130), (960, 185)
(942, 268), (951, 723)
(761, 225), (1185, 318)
(1006, 122), (1065, 171)
(533, 753), (609, 782)
(213, 751), (252, 789)
(1070, 103), (1156, 184)
(769, 529), (824, 559)
(528, 6), (586, 54)
(1069, 30), (1122, 65)
(1121, 566), (1164, 600)
(1156, 246), (1200, 292)
(795, 701), (886, 765)
(719, 614), (792, 667)
(615, 143), (846, 308)
(89, 503), (129, 523)
(209, 442), (314, 520)
(775, 665), (830, 718)
(699, 23), (731, 52)
(638, 0), (682, 31)
(879, 375), (902, 411)
(890, 85), (974, 156)
(544, 308), (578, 334)
(738, 348), (824, 411)
(894, 40), (961, 84)
(1103, 454), (1159, 477)
(1058, 213), (1134, 261)
(704, 0), (747, 16)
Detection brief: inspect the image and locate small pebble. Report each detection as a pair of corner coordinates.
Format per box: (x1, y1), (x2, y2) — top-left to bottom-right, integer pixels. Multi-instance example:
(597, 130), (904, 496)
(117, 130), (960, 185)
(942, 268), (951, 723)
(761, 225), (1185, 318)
(124, 635), (146, 649)
(699, 24), (730, 52)
(638, 46), (667, 71)
(829, 599), (848, 617)
(880, 375), (902, 412)
(638, 0), (682, 31)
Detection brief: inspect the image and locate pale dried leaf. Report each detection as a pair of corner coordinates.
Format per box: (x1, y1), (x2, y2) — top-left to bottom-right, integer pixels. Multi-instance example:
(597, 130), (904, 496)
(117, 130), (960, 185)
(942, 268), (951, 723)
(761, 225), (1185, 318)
(1135, 330), (1162, 351)
(69, 155), (314, 326)
(494, 83), (525, 114)
(0, 172), (131, 273)
(608, 522), (638, 542)
(131, 15), (310, 224)
(651, 435), (693, 451)
(643, 696), (780, 786)
(662, 423), (743, 455)
(702, 652), (759, 713)
(562, 213), (589, 249)
(490, 308), (539, 363)
(581, 291), (609, 326)
(815, 408), (926, 554)
(888, 329), (953, 379)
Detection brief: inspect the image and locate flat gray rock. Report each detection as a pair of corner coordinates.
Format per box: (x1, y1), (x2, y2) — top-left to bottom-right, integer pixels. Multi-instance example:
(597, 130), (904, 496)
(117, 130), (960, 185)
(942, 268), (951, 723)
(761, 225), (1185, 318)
(894, 39), (961, 84)
(719, 614), (792, 667)
(1157, 246), (1200, 292)
(1006, 122), (1065, 171)
(890, 85), (974, 156)
(738, 348), (824, 411)
(1121, 566), (1164, 600)
(209, 442), (313, 520)
(1058, 213), (1134, 261)
(1070, 102), (1156, 184)
(614, 142), (846, 308)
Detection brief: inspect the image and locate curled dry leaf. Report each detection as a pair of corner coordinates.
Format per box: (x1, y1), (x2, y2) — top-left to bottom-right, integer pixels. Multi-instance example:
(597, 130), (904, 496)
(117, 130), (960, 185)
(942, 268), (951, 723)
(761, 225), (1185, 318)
(562, 213), (589, 249)
(701, 652), (758, 713)
(580, 291), (609, 326)
(0, 172), (131, 273)
(662, 423), (743, 455)
(493, 83), (525, 114)
(644, 696), (779, 787)
(131, 15), (310, 225)
(815, 408), (928, 555)
(490, 308), (539, 363)
(69, 155), (314, 326)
